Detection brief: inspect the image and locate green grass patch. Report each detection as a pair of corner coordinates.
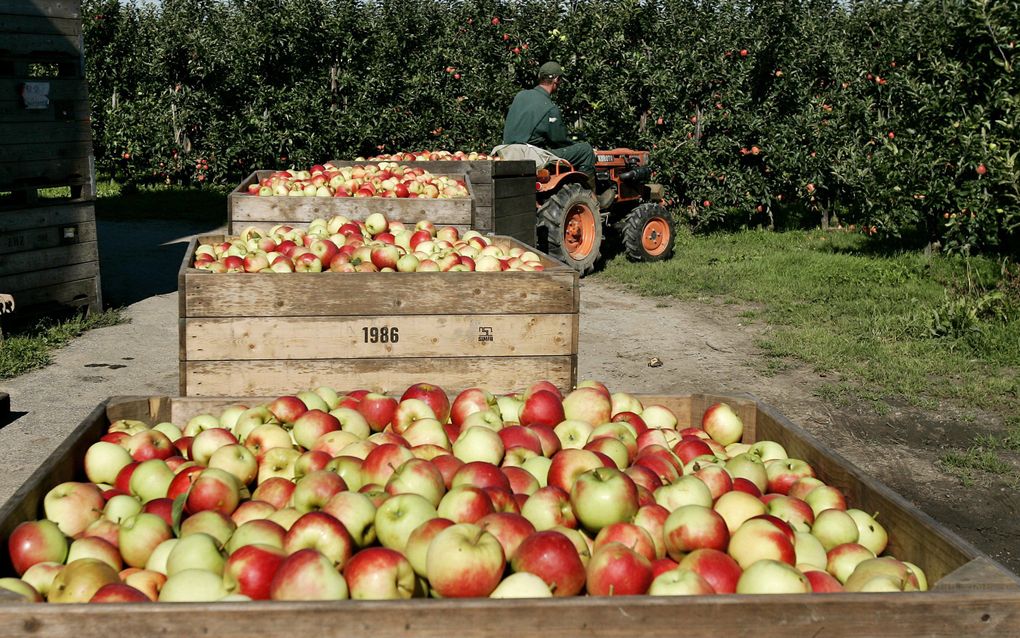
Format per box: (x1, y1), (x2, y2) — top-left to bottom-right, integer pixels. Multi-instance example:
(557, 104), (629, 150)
(598, 228), (1020, 413)
(0, 310), (125, 379)
(94, 178), (228, 223)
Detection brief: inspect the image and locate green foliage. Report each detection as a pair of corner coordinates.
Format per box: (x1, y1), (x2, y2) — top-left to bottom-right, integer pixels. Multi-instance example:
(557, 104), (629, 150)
(83, 0), (1020, 253)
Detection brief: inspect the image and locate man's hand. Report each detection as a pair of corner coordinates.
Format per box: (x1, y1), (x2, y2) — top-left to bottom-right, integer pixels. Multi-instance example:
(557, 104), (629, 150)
(0, 294), (14, 314)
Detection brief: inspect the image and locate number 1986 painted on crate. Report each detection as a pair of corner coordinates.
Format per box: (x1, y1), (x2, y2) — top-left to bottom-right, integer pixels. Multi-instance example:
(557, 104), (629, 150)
(362, 326), (399, 344)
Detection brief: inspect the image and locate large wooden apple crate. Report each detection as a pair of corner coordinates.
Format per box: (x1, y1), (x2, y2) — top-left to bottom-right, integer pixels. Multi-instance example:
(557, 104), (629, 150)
(178, 234), (579, 397)
(227, 170), (475, 237)
(0, 0), (102, 321)
(0, 392), (1017, 636)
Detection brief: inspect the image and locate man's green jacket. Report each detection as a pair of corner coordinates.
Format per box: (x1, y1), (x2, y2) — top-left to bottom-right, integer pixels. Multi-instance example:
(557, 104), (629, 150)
(502, 86), (570, 148)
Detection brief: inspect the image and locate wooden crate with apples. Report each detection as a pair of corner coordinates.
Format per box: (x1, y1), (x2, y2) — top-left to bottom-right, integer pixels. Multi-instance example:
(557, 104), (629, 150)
(328, 159), (538, 246)
(227, 170), (475, 236)
(178, 234), (579, 396)
(0, 391), (1017, 635)
(0, 0), (103, 321)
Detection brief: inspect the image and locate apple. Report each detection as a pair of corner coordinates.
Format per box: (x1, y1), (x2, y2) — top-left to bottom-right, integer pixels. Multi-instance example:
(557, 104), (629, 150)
(222, 543), (285, 600)
(128, 459), (175, 503)
(490, 572), (553, 598)
(344, 547), (417, 600)
(251, 477), (296, 510)
(586, 542), (653, 596)
(284, 511), (354, 569)
(723, 453), (769, 494)
(702, 403), (744, 445)
(67, 536), (122, 571)
(653, 475), (714, 511)
(547, 449), (604, 493)
(437, 485), (495, 524)
(208, 444), (258, 486)
(43, 482), (105, 537)
(765, 495), (815, 533)
(450, 388), (498, 428)
(648, 567), (716, 595)
(519, 390), (565, 428)
(503, 466), (541, 496)
(8, 520), (69, 576)
(452, 426), (504, 464)
(811, 509), (860, 551)
(826, 542), (876, 584)
(569, 467), (639, 533)
(290, 470), (347, 513)
(846, 509), (888, 555)
(291, 410), (341, 450)
(427, 523), (505, 598)
(804, 484), (848, 516)
(728, 518), (797, 569)
(766, 457), (816, 495)
(47, 558), (120, 603)
(186, 468), (241, 516)
(188, 427), (238, 466)
(386, 458), (447, 506)
(510, 530), (586, 597)
(804, 568), (845, 592)
(592, 522), (657, 561)
(641, 405), (678, 430)
(84, 441), (134, 485)
(89, 582), (151, 603)
(21, 561), (63, 597)
(158, 568), (231, 602)
(360, 443), (415, 487)
(520, 485), (576, 531)
(357, 393), (399, 432)
(225, 519), (287, 554)
(374, 493), (438, 552)
(560, 387), (612, 426)
(735, 559), (810, 594)
(166, 533), (226, 577)
(663, 504), (730, 559)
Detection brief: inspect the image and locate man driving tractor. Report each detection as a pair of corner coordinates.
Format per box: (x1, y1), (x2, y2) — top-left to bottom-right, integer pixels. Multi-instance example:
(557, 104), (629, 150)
(496, 61), (676, 276)
(501, 61), (596, 187)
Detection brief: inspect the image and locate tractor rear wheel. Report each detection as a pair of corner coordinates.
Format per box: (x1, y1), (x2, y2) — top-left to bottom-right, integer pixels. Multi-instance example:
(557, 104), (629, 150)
(537, 183), (603, 275)
(622, 202), (676, 262)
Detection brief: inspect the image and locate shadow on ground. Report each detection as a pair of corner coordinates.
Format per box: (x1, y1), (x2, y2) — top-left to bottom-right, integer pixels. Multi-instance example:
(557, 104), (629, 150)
(97, 218), (225, 307)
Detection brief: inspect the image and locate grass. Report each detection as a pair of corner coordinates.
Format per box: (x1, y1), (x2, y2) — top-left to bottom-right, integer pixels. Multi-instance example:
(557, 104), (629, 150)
(599, 226), (1020, 483)
(0, 310), (125, 379)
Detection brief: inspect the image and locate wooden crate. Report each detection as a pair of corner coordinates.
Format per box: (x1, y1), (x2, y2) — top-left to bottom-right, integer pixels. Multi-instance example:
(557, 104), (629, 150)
(0, 2), (95, 200)
(0, 191), (102, 321)
(0, 392), (1017, 636)
(227, 170), (474, 236)
(328, 159), (538, 245)
(178, 234), (579, 396)
(0, 1), (101, 319)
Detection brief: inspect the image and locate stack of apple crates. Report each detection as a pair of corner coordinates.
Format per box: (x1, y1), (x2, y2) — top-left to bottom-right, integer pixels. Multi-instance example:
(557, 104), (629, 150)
(181, 158), (577, 397)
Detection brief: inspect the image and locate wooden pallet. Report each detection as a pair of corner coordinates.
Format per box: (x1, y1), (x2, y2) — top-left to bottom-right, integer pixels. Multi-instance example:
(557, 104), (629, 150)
(178, 234), (579, 396)
(0, 392), (1016, 635)
(329, 159), (538, 245)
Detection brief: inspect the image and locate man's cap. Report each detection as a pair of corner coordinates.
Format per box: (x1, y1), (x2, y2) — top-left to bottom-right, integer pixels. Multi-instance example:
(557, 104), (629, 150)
(539, 61), (565, 79)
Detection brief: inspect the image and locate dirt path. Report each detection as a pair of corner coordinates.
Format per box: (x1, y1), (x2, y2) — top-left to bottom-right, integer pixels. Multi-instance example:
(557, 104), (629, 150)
(0, 220), (1015, 578)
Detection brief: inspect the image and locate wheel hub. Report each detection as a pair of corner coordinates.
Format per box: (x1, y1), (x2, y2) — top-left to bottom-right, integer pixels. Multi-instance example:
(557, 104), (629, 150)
(564, 203), (597, 260)
(642, 218), (670, 256)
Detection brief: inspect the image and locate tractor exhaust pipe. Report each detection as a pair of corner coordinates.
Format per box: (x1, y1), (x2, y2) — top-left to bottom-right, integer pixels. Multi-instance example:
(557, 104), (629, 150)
(619, 166), (652, 183)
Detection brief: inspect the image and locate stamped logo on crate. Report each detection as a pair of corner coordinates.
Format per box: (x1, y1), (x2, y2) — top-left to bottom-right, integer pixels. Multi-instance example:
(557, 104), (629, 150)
(478, 326), (494, 342)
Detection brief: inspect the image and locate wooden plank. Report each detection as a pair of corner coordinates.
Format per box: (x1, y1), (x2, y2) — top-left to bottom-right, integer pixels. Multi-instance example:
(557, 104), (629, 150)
(0, 141), (92, 164)
(0, 260), (97, 293)
(934, 557), (1020, 592)
(472, 179), (539, 209)
(183, 268), (578, 317)
(472, 204), (494, 232)
(0, 156), (91, 189)
(229, 195), (472, 228)
(0, 0), (82, 19)
(0, 14), (81, 36)
(0, 217), (94, 253)
(0, 31), (80, 57)
(0, 586), (1017, 636)
(0, 239), (95, 276)
(0, 120), (91, 146)
(0, 201), (93, 232)
(5, 274), (97, 310)
(184, 313), (576, 361)
(471, 182), (493, 207)
(183, 356), (577, 397)
(494, 209), (538, 246)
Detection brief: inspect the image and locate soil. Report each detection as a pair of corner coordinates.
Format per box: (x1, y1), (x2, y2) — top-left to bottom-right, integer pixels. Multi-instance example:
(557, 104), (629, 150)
(0, 218), (1015, 580)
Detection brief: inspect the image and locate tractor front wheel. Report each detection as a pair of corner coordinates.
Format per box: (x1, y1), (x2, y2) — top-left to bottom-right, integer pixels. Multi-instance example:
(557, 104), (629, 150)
(537, 183), (603, 275)
(622, 202), (676, 262)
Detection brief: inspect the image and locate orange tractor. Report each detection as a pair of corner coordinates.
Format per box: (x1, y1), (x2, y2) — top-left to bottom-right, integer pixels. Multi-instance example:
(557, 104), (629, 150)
(535, 148), (675, 275)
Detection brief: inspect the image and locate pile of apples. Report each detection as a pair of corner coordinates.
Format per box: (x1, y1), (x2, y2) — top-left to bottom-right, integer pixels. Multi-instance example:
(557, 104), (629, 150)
(192, 214), (546, 273)
(2, 380), (928, 604)
(361, 151), (498, 162)
(243, 162), (469, 199)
